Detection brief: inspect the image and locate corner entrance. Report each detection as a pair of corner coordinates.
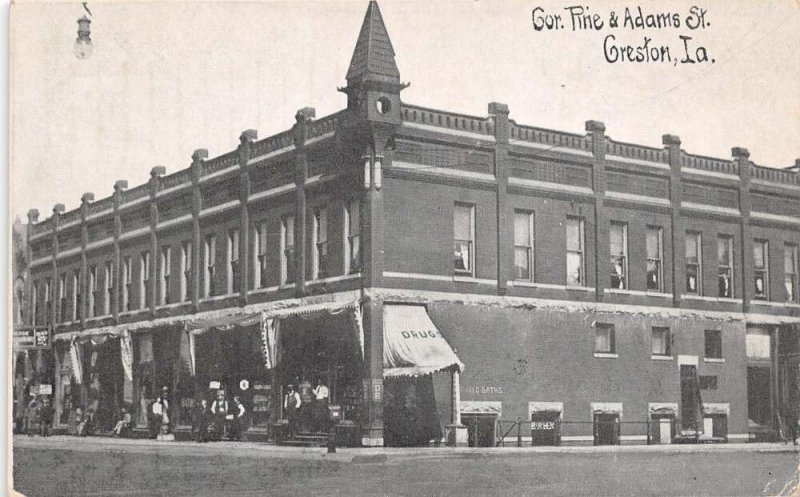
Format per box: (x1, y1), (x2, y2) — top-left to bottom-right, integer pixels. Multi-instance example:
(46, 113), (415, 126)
(747, 366), (772, 427)
(593, 413), (619, 445)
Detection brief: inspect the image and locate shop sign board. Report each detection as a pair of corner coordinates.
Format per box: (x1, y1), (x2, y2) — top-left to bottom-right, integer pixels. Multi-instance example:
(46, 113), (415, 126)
(34, 327), (51, 348)
(13, 328), (35, 349)
(14, 326), (51, 350)
(38, 384), (53, 396)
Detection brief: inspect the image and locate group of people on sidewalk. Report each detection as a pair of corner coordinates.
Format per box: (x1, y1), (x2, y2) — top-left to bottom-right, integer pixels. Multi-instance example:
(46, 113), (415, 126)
(283, 379), (330, 439)
(20, 394), (55, 437)
(191, 389), (248, 442)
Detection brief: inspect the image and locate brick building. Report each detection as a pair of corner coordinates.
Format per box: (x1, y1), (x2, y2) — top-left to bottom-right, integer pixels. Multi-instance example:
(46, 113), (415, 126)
(20, 1), (800, 446)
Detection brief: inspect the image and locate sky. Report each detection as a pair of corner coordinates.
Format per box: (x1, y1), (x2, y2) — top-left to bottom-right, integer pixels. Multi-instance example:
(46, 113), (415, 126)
(9, 0), (800, 221)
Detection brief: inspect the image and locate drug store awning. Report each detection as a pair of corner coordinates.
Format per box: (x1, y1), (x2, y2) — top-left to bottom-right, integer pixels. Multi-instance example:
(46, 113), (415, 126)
(383, 305), (464, 377)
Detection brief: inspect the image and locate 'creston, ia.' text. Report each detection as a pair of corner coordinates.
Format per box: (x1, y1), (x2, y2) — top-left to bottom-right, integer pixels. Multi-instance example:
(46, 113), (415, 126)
(532, 5), (714, 65)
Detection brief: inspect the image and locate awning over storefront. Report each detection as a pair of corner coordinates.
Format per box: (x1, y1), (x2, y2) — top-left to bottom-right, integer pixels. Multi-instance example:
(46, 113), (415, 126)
(383, 305), (464, 378)
(185, 313), (261, 334)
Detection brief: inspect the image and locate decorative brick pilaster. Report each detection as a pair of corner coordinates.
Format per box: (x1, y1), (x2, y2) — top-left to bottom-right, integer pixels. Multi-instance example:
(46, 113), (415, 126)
(79, 193), (94, 329)
(586, 120), (607, 301)
(112, 180), (127, 322)
(490, 102), (510, 295)
(51, 204), (64, 328)
(26, 209), (39, 327)
(149, 166), (165, 317)
(293, 107), (315, 298)
(733, 147), (752, 312)
(238, 129), (257, 305)
(663, 134), (683, 308)
(190, 150), (207, 313)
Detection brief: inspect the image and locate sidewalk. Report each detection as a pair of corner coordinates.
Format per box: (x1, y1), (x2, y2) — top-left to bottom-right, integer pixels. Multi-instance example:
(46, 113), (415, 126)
(13, 435), (800, 462)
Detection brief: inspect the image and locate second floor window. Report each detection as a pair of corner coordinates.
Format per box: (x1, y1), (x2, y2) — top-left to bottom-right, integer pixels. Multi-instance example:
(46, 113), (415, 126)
(717, 236), (734, 298)
(204, 235), (217, 297)
(345, 200), (361, 274)
(652, 327), (671, 356)
(454, 203), (475, 276)
(44, 278), (51, 324)
(140, 251), (150, 309)
(104, 261), (113, 315)
(595, 323), (615, 354)
(228, 229), (240, 294)
(58, 274), (66, 323)
(514, 211), (534, 281)
(785, 244), (798, 302)
(753, 240), (769, 300)
(646, 227), (663, 291)
(254, 223), (267, 288)
(181, 241), (192, 302)
(122, 256), (132, 312)
(32, 282), (38, 326)
(685, 232), (702, 294)
(609, 222), (628, 289)
(281, 215), (295, 285)
(88, 265), (98, 318)
(72, 269), (80, 321)
(705, 330), (722, 359)
(566, 217), (585, 286)
(313, 207), (329, 280)
(160, 246), (171, 305)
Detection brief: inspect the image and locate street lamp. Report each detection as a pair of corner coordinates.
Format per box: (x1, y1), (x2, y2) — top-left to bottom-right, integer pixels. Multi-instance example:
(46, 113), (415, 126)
(74, 15), (93, 60)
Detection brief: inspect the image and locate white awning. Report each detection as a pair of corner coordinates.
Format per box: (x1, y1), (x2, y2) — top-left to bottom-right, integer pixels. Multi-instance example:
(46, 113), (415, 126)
(383, 305), (464, 377)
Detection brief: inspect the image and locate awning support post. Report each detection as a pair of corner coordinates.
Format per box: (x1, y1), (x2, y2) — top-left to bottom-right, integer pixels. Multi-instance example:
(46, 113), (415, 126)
(446, 368), (467, 447)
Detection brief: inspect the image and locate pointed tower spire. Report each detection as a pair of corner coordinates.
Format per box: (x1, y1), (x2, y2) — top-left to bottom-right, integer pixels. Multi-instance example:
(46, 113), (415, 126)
(346, 1), (400, 86)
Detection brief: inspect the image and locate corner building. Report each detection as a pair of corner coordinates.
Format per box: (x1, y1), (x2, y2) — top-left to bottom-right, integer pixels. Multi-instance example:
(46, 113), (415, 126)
(22, 1), (800, 446)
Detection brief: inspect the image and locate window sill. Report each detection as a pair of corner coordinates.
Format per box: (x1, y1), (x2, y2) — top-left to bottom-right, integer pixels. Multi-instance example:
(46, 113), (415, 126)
(682, 294), (743, 304)
(651, 355), (673, 361)
(593, 352), (618, 359)
(604, 288), (672, 298)
(704, 358), (725, 363)
(199, 293), (240, 303)
(119, 309), (149, 317)
(567, 285), (596, 292)
(156, 301), (191, 310)
(510, 280), (566, 290)
(751, 300), (800, 309)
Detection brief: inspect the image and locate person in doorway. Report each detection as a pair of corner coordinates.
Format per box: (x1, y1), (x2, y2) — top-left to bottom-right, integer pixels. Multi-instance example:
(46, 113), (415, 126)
(230, 396), (247, 441)
(284, 384), (301, 439)
(25, 394), (40, 437)
(113, 407), (132, 437)
(192, 399), (210, 443)
(210, 390), (229, 441)
(312, 379), (330, 432)
(147, 399), (159, 439)
(39, 397), (55, 437)
(154, 386), (171, 435)
(72, 406), (84, 436)
(79, 408), (96, 437)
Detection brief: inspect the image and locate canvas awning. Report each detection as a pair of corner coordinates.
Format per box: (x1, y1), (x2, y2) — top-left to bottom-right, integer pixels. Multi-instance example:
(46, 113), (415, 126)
(383, 305), (464, 377)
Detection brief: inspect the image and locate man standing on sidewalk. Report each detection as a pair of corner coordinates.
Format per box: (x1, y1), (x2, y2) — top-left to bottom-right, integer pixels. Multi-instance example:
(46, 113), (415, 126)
(39, 397), (54, 437)
(284, 384), (301, 439)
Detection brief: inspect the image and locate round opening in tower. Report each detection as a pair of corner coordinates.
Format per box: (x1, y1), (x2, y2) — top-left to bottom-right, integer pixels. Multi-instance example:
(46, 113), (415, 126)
(376, 97), (392, 115)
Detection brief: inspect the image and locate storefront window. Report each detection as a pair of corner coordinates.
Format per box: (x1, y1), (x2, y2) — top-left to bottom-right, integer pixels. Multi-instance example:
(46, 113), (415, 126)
(194, 325), (270, 428)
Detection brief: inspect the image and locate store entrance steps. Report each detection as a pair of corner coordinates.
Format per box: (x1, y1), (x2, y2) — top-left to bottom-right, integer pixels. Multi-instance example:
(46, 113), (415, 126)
(280, 432), (330, 447)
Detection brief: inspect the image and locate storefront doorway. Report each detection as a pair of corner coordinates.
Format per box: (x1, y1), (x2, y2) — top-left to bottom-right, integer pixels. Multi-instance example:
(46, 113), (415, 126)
(384, 375), (443, 446)
(277, 312), (363, 435)
(194, 325), (271, 430)
(593, 413), (619, 445)
(462, 414), (497, 447)
(747, 366), (773, 427)
(87, 339), (124, 433)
